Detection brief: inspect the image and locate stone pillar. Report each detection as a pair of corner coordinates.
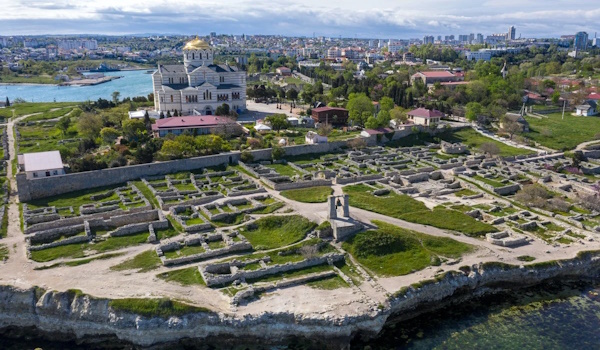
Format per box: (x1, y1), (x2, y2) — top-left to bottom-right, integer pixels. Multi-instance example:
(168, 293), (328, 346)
(342, 194), (350, 218)
(328, 196), (337, 219)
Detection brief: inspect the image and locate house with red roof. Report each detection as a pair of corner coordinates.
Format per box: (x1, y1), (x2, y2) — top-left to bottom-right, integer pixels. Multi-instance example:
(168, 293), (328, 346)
(588, 93), (600, 100)
(151, 115), (243, 138)
(410, 71), (460, 85)
(406, 108), (444, 126)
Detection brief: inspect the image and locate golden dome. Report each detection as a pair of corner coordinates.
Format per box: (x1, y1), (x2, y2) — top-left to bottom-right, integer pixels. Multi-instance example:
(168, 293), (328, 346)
(183, 37), (210, 50)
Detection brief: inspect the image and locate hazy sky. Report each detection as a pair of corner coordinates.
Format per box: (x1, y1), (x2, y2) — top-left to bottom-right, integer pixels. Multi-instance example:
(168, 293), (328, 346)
(1, 0), (599, 38)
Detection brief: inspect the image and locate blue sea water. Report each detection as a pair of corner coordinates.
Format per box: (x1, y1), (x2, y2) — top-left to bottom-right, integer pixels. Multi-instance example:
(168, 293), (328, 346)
(0, 70), (153, 103)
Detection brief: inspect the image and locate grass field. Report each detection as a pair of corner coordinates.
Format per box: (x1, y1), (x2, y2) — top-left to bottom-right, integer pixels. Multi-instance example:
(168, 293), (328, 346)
(157, 267), (206, 286)
(343, 221), (474, 276)
(23, 107), (74, 122)
(344, 184), (497, 237)
(524, 112), (600, 150)
(387, 128), (532, 157)
(0, 102), (76, 119)
(240, 215), (316, 250)
(280, 186), (333, 203)
(26, 184), (132, 215)
(110, 250), (162, 272)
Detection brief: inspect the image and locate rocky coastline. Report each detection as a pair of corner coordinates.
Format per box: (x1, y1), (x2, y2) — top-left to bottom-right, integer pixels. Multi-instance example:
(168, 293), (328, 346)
(2, 251), (600, 349)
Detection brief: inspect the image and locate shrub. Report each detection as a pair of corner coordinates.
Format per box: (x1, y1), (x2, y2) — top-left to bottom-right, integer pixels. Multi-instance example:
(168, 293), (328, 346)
(240, 151), (254, 163)
(351, 231), (408, 258)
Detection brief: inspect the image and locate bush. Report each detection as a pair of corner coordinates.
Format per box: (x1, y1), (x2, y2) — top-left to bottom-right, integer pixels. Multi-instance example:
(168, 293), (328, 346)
(272, 146), (285, 160)
(240, 151), (254, 163)
(351, 230), (408, 258)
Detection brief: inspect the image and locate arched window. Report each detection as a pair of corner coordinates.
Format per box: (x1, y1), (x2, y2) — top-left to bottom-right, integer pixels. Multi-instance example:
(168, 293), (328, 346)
(192, 53), (195, 60)
(170, 95), (173, 103)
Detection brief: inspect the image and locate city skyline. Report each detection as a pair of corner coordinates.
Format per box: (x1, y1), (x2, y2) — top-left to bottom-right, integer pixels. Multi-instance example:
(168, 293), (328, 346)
(1, 0), (599, 38)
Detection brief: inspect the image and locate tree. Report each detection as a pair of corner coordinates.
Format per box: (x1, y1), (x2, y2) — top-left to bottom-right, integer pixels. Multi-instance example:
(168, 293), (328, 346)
(479, 142), (500, 157)
(77, 113), (103, 140)
(379, 96), (394, 112)
(551, 91), (561, 104)
(5, 97), (9, 107)
(501, 118), (522, 140)
(465, 102), (483, 122)
(159, 111), (165, 119)
(122, 119), (147, 142)
(347, 94), (374, 127)
(271, 146), (285, 160)
(173, 109), (179, 117)
(265, 114), (289, 133)
(143, 111), (152, 132)
(317, 123), (333, 136)
(100, 127), (120, 144)
(287, 89), (299, 102)
(389, 107), (407, 124)
(111, 91), (121, 105)
(215, 103), (230, 116)
(166, 111), (172, 118)
(240, 151), (254, 163)
(56, 116), (71, 136)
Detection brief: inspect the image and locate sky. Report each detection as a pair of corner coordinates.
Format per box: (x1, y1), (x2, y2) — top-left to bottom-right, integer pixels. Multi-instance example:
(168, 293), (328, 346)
(1, 0), (599, 38)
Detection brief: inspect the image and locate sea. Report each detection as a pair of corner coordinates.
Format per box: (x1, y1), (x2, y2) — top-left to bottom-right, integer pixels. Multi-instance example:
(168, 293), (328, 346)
(0, 70), (153, 103)
(1, 280), (600, 349)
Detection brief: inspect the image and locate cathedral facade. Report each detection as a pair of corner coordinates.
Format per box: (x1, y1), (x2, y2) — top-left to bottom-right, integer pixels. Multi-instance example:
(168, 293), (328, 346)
(152, 38), (246, 115)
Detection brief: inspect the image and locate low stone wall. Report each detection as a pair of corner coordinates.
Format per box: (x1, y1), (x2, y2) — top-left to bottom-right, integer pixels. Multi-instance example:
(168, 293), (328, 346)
(262, 177), (332, 191)
(29, 234), (91, 251)
(201, 253), (344, 287)
(162, 242), (253, 267)
(334, 174), (383, 185)
(28, 224), (85, 244)
(25, 206), (152, 234)
(493, 184), (521, 196)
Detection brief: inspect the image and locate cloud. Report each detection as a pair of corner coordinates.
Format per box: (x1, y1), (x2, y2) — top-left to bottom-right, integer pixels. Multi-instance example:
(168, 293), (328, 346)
(0, 0), (599, 37)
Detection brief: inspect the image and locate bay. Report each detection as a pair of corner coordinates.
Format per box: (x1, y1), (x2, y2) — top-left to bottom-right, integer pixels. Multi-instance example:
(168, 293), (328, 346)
(0, 70), (153, 103)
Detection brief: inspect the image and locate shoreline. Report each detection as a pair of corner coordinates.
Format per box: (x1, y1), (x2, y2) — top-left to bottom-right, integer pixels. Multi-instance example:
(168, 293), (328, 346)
(1, 251), (600, 349)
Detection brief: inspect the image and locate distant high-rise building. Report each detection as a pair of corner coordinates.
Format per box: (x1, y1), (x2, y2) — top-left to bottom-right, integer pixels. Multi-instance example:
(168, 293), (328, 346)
(437, 35), (442, 41)
(423, 35), (434, 44)
(593, 33), (598, 48)
(508, 26), (516, 40)
(210, 32), (216, 37)
(469, 33), (475, 43)
(458, 35), (469, 43)
(476, 33), (484, 44)
(574, 31), (589, 51)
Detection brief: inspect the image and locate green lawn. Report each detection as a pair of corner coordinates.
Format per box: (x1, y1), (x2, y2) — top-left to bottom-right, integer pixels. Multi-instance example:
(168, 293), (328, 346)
(0, 102), (75, 118)
(524, 112), (600, 150)
(29, 243), (87, 262)
(240, 215), (316, 250)
(23, 107), (74, 122)
(386, 128), (532, 157)
(157, 267), (206, 286)
(163, 245), (205, 259)
(473, 175), (507, 188)
(110, 250), (162, 272)
(26, 185), (124, 215)
(343, 221), (474, 277)
(454, 188), (478, 197)
(280, 186), (333, 203)
(344, 184), (497, 237)
(440, 128), (532, 157)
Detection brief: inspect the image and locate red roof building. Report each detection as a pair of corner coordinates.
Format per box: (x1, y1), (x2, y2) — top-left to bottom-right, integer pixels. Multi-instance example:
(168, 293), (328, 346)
(407, 108), (444, 126)
(411, 71), (459, 85)
(151, 115), (242, 137)
(588, 93), (600, 100)
(311, 107), (349, 126)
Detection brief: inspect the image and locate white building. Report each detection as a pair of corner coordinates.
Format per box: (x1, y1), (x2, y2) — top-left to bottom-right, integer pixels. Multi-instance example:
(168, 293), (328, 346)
(152, 37), (246, 116)
(18, 151), (65, 180)
(128, 110), (160, 119)
(575, 100), (598, 117)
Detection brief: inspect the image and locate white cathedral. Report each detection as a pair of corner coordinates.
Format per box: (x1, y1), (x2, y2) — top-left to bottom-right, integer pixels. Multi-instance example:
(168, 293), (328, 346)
(152, 37), (246, 115)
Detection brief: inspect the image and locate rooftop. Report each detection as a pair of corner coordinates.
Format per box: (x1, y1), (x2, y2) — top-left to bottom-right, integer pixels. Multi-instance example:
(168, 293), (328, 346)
(414, 71), (455, 78)
(152, 115), (237, 130)
(21, 151), (64, 172)
(407, 108), (444, 118)
(312, 107), (348, 113)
